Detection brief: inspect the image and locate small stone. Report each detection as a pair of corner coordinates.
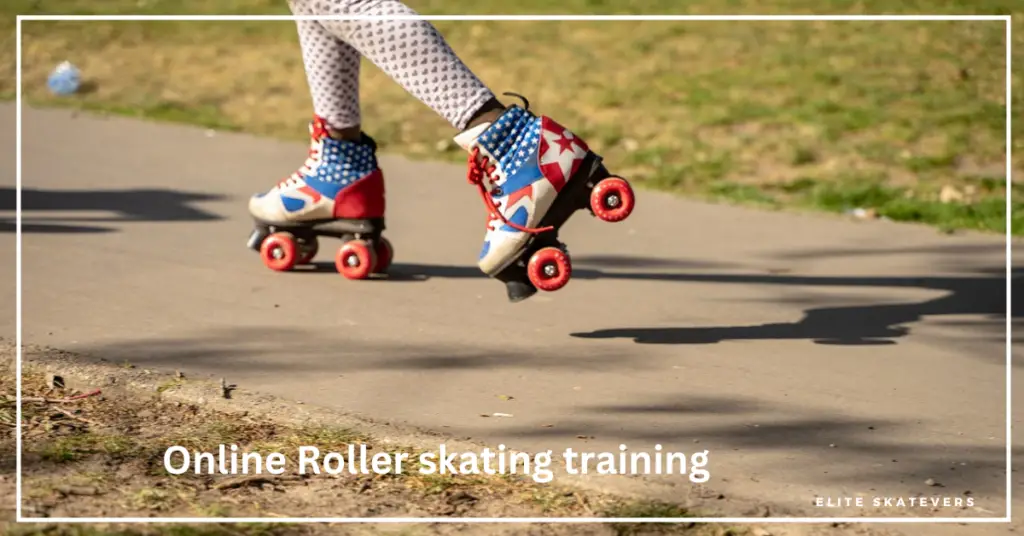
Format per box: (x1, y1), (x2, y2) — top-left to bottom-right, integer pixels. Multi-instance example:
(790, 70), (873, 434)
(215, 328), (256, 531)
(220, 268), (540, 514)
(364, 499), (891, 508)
(939, 185), (964, 204)
(829, 443), (837, 448)
(925, 478), (941, 487)
(849, 207), (877, 220)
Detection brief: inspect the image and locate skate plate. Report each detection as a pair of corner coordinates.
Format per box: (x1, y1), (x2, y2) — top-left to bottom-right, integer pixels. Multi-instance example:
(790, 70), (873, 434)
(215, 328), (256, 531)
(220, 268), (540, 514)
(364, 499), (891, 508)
(247, 217), (393, 280)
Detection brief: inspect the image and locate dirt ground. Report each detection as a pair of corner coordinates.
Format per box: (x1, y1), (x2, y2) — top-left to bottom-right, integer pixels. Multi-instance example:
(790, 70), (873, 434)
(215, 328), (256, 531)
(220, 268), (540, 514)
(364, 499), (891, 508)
(0, 342), (766, 536)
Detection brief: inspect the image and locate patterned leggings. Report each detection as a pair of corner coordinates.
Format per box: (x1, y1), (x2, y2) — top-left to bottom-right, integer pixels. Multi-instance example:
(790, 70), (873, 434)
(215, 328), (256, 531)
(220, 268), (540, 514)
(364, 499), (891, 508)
(288, 0), (497, 131)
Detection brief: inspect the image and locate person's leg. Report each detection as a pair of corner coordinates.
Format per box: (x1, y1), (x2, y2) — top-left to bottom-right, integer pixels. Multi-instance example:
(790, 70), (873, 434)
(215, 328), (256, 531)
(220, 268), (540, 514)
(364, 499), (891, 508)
(249, 5), (385, 229)
(304, 0), (504, 131)
(260, 0), (632, 297)
(295, 16), (363, 140)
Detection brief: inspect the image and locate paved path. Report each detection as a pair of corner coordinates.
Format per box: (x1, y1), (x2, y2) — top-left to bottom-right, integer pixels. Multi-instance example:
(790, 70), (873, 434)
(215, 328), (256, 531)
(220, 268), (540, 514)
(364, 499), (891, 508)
(1, 104), (1020, 528)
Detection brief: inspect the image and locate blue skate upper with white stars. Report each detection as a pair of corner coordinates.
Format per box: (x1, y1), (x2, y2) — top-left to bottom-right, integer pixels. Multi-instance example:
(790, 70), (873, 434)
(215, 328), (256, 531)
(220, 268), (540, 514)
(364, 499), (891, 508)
(249, 118), (383, 224)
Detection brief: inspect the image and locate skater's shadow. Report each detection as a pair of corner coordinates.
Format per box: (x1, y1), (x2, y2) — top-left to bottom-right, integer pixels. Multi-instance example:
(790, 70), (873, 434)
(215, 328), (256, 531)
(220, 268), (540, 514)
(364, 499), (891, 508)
(563, 252), (1018, 354)
(299, 248), (1015, 353)
(299, 253), (736, 281)
(0, 187), (227, 234)
(296, 262), (447, 281)
(298, 261), (606, 282)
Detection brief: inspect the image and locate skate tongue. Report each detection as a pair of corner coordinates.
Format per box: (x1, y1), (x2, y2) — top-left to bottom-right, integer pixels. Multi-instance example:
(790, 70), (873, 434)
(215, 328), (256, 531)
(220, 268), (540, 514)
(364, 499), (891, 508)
(453, 122), (491, 152)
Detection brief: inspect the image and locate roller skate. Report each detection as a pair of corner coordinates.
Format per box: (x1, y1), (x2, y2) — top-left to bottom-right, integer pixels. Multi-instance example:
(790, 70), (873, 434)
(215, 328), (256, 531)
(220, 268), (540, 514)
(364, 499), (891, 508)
(246, 116), (393, 280)
(455, 94), (635, 303)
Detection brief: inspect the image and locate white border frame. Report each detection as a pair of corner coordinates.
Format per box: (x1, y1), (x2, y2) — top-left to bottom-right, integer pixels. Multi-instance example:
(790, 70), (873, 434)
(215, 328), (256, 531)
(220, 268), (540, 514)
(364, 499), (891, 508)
(14, 13), (1013, 525)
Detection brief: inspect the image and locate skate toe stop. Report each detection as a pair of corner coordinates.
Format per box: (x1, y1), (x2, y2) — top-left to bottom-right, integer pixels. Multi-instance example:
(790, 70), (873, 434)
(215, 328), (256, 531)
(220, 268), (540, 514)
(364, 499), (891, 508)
(505, 280), (538, 303)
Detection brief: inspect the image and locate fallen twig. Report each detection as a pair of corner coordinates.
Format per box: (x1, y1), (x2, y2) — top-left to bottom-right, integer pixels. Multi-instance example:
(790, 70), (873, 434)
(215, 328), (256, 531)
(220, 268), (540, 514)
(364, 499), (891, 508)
(52, 406), (103, 427)
(55, 485), (101, 497)
(22, 389), (102, 404)
(65, 389), (103, 401)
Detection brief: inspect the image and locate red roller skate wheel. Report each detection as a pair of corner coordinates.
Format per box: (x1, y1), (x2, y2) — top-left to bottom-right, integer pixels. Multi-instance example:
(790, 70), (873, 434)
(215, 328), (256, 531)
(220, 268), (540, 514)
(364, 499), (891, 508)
(373, 237), (394, 274)
(297, 238), (319, 265)
(590, 177), (635, 222)
(527, 247), (572, 292)
(260, 232), (298, 272)
(335, 240), (377, 280)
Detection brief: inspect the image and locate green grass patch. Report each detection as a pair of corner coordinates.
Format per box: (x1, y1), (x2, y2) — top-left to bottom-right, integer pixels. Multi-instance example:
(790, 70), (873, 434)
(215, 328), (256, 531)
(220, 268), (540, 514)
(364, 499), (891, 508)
(769, 176), (1022, 233)
(602, 499), (711, 536)
(2, 1), (1020, 234)
(38, 433), (139, 462)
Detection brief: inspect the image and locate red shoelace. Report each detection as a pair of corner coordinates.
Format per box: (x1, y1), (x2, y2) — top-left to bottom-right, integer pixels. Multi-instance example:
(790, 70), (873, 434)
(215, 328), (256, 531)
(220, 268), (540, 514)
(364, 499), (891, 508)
(466, 147), (553, 234)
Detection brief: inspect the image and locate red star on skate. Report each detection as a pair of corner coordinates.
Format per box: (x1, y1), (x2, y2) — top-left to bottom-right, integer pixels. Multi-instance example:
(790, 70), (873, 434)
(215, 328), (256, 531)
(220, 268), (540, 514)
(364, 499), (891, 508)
(554, 133), (576, 154)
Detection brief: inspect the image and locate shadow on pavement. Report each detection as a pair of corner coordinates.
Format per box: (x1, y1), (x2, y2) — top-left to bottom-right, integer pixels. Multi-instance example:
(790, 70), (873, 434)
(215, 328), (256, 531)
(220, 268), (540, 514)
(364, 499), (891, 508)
(366, 252), (1015, 350)
(0, 187), (227, 233)
(36, 327), (629, 375)
(564, 255), (1017, 350)
(275, 251), (1017, 351)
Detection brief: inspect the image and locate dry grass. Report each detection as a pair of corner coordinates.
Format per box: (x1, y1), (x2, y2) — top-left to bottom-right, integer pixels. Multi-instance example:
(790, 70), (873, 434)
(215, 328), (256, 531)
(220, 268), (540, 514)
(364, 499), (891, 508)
(0, 349), (741, 534)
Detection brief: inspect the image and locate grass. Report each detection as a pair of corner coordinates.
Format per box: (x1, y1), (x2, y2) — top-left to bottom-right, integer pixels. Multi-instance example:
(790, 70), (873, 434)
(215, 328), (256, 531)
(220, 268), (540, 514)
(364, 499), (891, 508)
(38, 433), (139, 462)
(1, 1), (1021, 234)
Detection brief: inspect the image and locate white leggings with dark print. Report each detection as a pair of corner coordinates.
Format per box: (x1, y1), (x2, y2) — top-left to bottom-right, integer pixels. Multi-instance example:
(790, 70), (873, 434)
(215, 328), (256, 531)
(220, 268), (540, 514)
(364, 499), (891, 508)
(288, 0), (496, 131)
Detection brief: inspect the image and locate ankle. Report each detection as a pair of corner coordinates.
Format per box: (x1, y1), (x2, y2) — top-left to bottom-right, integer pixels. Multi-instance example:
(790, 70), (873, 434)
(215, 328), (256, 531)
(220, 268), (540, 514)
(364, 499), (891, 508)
(327, 125), (363, 142)
(464, 98), (506, 130)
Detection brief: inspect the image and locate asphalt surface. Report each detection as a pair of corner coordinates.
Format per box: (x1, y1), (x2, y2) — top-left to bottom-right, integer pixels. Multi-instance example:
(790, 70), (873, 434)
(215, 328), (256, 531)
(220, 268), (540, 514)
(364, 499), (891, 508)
(1, 104), (1020, 527)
